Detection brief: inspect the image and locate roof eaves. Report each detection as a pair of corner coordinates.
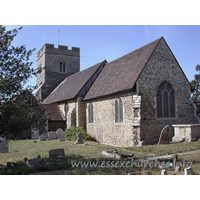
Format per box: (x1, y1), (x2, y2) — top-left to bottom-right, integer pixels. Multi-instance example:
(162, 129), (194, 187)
(83, 88), (133, 101)
(45, 60), (107, 104)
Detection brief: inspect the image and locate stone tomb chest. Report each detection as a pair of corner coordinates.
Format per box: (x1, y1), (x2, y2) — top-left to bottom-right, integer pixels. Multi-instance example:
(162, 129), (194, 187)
(172, 124), (200, 142)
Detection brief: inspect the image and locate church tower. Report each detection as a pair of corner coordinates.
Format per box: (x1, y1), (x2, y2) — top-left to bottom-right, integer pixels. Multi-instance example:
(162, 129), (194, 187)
(35, 44), (80, 101)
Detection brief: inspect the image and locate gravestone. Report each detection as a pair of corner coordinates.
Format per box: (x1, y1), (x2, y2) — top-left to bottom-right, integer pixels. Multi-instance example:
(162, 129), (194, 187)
(26, 158), (40, 167)
(39, 133), (47, 141)
(58, 137), (65, 142)
(0, 137), (9, 153)
(7, 162), (12, 167)
(137, 141), (145, 147)
(48, 131), (57, 140)
(161, 169), (167, 175)
(76, 132), (84, 144)
(31, 128), (39, 139)
(175, 166), (181, 172)
(157, 125), (172, 144)
(56, 128), (65, 139)
(173, 154), (177, 167)
(184, 167), (193, 175)
(49, 148), (65, 158)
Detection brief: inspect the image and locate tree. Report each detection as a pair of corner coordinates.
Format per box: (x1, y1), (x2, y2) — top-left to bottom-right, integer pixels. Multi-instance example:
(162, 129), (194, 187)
(190, 64), (200, 115)
(0, 25), (47, 139)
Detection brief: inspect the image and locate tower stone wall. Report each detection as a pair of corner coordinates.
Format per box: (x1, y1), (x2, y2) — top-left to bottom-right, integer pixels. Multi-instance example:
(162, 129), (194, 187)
(35, 44), (80, 101)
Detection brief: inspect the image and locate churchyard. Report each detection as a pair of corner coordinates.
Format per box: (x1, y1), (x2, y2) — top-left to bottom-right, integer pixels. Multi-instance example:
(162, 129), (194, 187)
(1, 131), (200, 175)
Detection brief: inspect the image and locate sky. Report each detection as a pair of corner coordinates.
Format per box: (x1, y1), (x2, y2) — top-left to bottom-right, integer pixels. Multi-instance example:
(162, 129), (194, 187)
(5, 25), (200, 88)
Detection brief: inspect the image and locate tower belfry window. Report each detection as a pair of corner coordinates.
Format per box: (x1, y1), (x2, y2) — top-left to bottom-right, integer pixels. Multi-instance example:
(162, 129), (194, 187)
(59, 62), (66, 73)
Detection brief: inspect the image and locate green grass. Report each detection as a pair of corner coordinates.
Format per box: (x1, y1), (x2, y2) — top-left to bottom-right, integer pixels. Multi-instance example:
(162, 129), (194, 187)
(1, 139), (200, 175)
(125, 140), (200, 157)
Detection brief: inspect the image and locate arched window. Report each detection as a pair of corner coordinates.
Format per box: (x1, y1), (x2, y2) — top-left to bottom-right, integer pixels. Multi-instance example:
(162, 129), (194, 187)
(59, 62), (66, 73)
(88, 103), (93, 123)
(157, 81), (175, 118)
(115, 98), (123, 123)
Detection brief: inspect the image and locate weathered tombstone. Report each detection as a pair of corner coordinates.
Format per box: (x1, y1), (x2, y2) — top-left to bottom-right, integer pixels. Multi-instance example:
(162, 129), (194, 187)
(31, 128), (39, 139)
(76, 132), (84, 144)
(39, 133), (47, 141)
(175, 166), (181, 172)
(28, 158), (40, 166)
(56, 128), (65, 139)
(6, 162), (12, 167)
(161, 169), (167, 175)
(173, 154), (177, 167)
(0, 137), (9, 153)
(157, 125), (172, 144)
(137, 141), (145, 147)
(48, 131), (57, 140)
(184, 167), (193, 175)
(49, 148), (65, 158)
(58, 136), (65, 142)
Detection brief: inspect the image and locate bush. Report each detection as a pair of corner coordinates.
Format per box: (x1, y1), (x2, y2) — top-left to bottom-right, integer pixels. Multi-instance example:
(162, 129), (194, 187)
(64, 126), (95, 141)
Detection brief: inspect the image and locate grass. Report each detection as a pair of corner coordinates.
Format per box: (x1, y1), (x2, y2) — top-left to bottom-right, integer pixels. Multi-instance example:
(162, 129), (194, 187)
(0, 139), (200, 175)
(125, 140), (200, 157)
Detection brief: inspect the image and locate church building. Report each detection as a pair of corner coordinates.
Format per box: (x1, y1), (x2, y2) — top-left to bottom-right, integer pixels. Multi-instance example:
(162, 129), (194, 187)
(35, 37), (199, 147)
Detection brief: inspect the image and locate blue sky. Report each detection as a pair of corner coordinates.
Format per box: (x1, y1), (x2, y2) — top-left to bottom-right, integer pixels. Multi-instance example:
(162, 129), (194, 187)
(5, 25), (200, 87)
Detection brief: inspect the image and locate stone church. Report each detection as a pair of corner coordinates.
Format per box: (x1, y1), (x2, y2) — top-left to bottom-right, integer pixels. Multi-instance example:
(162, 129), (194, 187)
(35, 37), (199, 147)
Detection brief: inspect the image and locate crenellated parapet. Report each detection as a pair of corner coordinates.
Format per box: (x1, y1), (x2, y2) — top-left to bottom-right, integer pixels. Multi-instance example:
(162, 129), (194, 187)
(37, 44), (80, 61)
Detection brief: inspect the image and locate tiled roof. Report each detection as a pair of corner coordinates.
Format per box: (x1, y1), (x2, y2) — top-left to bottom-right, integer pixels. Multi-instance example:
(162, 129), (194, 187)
(84, 37), (162, 100)
(42, 60), (106, 104)
(42, 104), (65, 121)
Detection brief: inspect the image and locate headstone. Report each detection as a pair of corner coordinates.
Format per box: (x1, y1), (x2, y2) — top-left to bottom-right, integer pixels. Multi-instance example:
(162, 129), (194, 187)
(28, 158), (40, 166)
(0, 137), (9, 153)
(39, 133), (47, 141)
(76, 132), (84, 144)
(161, 169), (167, 175)
(31, 128), (39, 139)
(157, 125), (172, 144)
(49, 148), (65, 158)
(175, 166), (181, 172)
(6, 162), (12, 167)
(58, 136), (65, 142)
(56, 128), (65, 139)
(137, 141), (145, 147)
(184, 167), (193, 175)
(173, 154), (177, 167)
(48, 131), (57, 140)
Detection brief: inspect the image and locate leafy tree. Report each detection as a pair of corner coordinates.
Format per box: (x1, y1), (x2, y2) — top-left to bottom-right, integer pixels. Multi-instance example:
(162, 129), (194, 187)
(0, 25), (47, 139)
(190, 64), (200, 115)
